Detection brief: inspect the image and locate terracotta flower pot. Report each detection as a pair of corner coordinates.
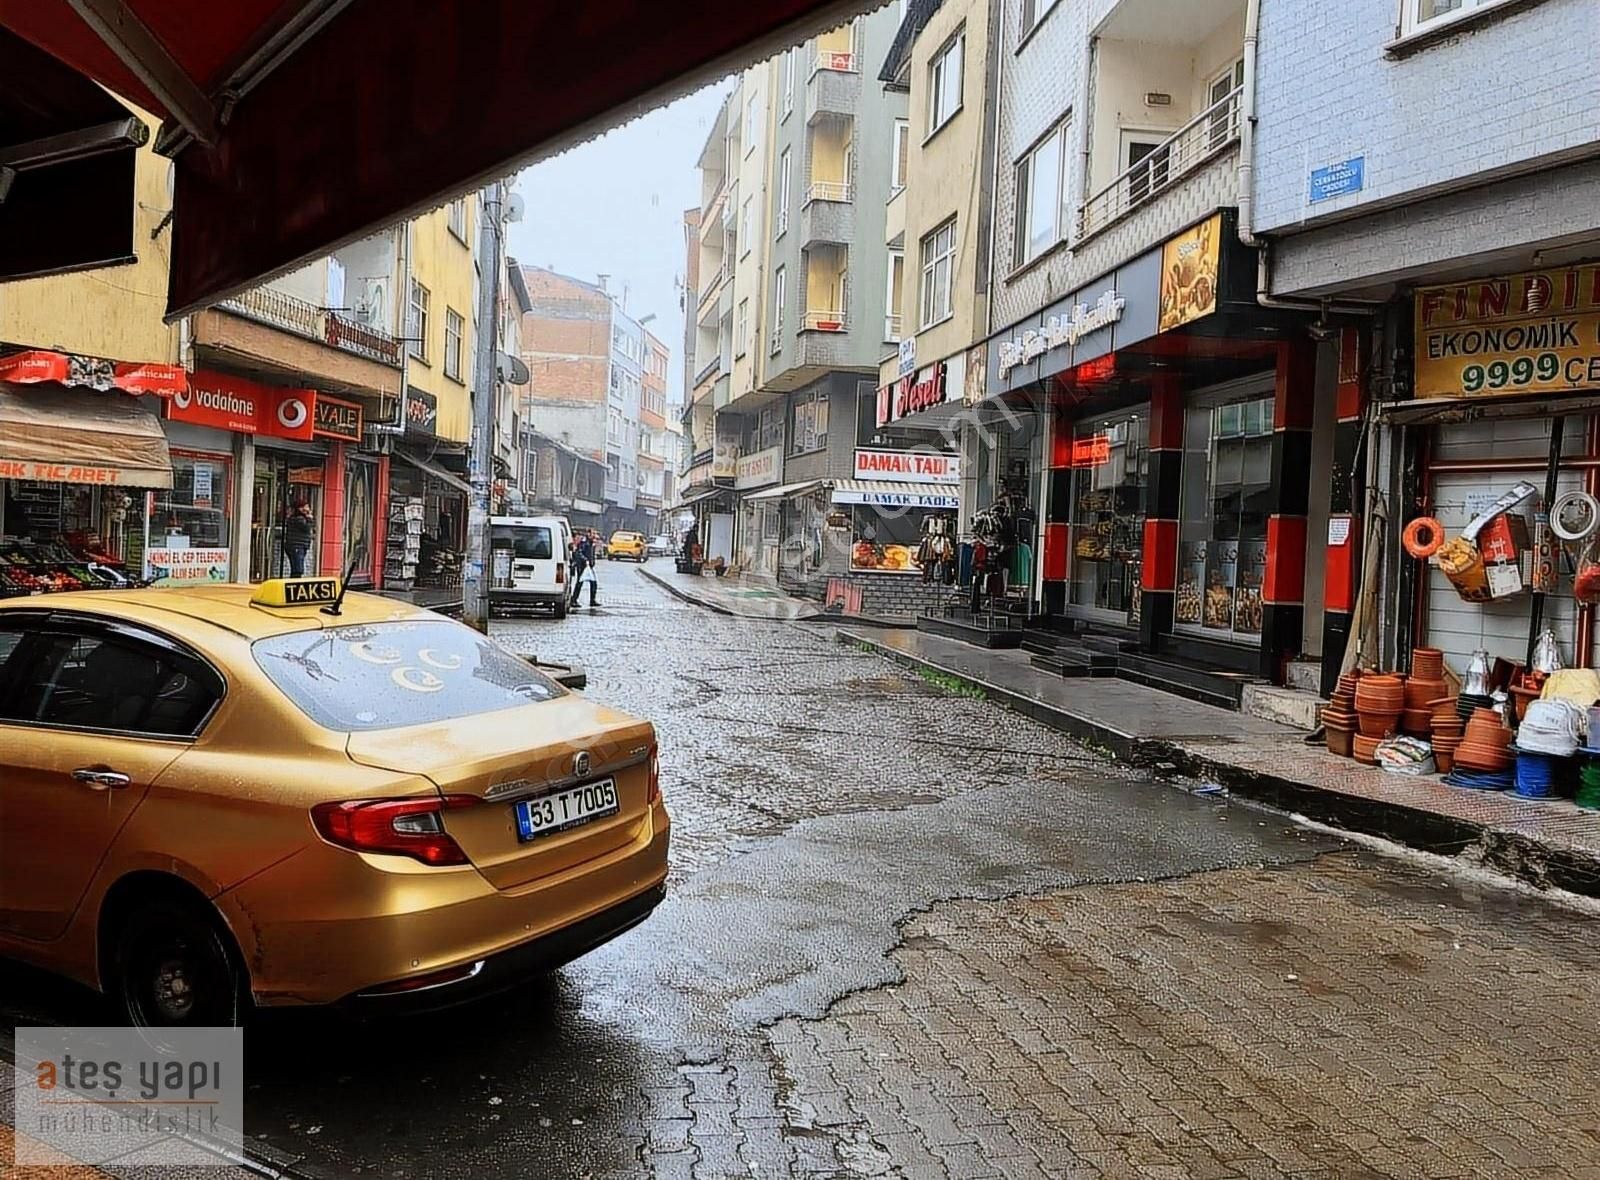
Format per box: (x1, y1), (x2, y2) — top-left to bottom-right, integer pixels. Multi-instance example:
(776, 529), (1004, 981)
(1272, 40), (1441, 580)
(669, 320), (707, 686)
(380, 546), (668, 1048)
(1405, 679), (1448, 709)
(1435, 749), (1455, 774)
(1327, 726), (1355, 758)
(1509, 683), (1540, 723)
(1399, 708), (1431, 735)
(1456, 739), (1511, 772)
(1412, 648), (1444, 680)
(1356, 682), (1405, 711)
(1357, 711), (1398, 738)
(1352, 734), (1382, 764)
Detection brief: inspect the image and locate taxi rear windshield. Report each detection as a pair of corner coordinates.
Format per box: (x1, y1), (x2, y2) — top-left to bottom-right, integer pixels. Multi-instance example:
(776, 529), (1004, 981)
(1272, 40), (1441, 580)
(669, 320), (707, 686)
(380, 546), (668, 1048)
(252, 620), (563, 732)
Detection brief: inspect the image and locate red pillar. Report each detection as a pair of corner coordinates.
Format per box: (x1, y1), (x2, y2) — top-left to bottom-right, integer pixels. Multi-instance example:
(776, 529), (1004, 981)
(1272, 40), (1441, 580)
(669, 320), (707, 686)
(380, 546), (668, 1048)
(320, 443), (346, 576)
(1262, 339), (1317, 682)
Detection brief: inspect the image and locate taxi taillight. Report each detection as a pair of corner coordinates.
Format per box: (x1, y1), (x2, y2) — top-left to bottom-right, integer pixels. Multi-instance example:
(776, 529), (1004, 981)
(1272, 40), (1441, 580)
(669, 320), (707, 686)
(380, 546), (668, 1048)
(555, 562), (565, 585)
(647, 747), (661, 805)
(312, 796), (477, 865)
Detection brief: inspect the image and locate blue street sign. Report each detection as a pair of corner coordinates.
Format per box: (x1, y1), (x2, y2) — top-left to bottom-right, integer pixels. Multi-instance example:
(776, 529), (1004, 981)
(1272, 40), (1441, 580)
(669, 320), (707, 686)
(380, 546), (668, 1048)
(1309, 156), (1365, 203)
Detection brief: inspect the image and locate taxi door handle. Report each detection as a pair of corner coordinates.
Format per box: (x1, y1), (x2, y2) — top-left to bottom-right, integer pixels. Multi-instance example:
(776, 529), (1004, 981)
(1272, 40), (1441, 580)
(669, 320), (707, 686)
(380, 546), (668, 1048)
(72, 767), (131, 791)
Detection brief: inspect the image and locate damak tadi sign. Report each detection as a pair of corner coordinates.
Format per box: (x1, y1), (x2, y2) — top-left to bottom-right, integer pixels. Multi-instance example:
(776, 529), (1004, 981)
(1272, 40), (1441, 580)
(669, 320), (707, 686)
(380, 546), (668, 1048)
(1415, 264), (1600, 399)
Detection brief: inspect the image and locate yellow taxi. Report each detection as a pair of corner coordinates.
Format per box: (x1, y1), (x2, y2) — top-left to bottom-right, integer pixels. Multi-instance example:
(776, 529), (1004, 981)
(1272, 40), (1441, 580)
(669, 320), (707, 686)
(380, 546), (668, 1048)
(607, 530), (648, 562)
(0, 577), (669, 1026)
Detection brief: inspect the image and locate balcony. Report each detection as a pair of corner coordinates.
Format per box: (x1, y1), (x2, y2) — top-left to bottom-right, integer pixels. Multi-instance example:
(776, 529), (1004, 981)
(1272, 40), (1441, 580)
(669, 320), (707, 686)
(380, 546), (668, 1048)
(1079, 87), (1241, 241)
(219, 286), (402, 367)
(801, 309), (847, 333)
(700, 176), (729, 239)
(806, 64), (859, 124)
(800, 187), (854, 247)
(697, 265), (729, 319)
(694, 354), (723, 388)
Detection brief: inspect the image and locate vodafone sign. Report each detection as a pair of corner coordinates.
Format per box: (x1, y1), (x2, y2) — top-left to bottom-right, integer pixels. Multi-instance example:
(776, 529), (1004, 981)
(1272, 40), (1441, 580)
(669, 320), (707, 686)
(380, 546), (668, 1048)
(169, 371), (316, 441)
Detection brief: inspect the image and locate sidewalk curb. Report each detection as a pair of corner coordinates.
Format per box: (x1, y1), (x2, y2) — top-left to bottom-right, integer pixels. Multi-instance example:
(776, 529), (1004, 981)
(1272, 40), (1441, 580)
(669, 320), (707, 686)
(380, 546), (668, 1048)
(638, 567), (735, 615)
(840, 629), (1600, 899)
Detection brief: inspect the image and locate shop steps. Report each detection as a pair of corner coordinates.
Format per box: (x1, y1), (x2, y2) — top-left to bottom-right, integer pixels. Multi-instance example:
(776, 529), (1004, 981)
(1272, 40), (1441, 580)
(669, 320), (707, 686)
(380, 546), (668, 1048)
(1113, 650), (1260, 711)
(917, 611), (1025, 649)
(1021, 630), (1119, 678)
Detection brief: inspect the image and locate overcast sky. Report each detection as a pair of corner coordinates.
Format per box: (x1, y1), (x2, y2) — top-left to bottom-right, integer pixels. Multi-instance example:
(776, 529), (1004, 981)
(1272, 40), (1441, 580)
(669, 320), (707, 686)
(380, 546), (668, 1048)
(508, 83), (730, 409)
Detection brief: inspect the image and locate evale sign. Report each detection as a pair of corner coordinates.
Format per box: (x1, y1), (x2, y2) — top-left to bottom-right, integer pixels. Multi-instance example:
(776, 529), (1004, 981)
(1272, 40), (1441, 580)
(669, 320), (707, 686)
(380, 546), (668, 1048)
(996, 290), (1125, 379)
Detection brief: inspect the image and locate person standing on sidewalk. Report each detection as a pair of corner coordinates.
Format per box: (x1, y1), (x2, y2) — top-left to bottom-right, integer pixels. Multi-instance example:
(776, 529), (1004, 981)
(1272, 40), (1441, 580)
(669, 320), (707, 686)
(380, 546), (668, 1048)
(283, 499), (314, 578)
(571, 531), (599, 609)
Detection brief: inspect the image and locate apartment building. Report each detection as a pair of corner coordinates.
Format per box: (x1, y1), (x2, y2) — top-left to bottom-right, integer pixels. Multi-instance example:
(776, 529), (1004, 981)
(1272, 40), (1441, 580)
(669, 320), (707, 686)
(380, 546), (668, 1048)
(637, 331), (672, 531)
(1250, 0), (1600, 693)
(519, 265), (655, 533)
(877, 0), (1001, 532)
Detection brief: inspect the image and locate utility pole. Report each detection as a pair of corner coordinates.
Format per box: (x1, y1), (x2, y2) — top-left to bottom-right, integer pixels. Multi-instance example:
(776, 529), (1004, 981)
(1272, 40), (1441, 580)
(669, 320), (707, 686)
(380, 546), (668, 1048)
(464, 179), (504, 633)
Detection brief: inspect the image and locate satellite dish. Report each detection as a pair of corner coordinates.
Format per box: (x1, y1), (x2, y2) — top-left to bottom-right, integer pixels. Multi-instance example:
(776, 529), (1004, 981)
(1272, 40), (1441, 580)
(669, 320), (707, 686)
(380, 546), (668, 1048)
(497, 351), (531, 384)
(504, 193), (525, 223)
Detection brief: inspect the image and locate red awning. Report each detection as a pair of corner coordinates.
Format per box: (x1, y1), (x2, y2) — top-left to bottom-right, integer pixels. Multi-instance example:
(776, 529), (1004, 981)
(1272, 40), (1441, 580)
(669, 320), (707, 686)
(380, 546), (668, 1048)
(1, 0), (873, 316)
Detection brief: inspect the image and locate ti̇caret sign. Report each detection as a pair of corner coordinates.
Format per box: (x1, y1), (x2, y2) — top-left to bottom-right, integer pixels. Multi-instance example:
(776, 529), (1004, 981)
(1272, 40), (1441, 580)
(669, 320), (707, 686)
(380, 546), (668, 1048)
(1415, 264), (1600, 399)
(853, 448), (961, 484)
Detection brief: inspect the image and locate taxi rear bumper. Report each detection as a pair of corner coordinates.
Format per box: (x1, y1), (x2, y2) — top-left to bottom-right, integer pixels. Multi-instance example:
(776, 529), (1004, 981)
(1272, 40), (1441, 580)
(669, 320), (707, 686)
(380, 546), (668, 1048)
(217, 800), (669, 1007)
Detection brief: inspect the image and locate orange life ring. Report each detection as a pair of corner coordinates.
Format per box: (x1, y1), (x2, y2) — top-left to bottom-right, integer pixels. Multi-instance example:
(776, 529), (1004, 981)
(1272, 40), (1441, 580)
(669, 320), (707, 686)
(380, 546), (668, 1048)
(1403, 516), (1444, 559)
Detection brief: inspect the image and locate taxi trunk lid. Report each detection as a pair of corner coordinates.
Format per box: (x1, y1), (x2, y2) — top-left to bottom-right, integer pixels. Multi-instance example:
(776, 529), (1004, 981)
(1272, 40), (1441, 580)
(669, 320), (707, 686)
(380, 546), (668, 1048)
(345, 697), (655, 890)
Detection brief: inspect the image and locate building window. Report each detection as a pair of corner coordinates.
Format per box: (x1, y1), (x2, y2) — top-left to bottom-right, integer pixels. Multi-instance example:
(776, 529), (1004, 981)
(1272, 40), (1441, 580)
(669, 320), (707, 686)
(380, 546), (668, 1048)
(891, 120), (910, 194)
(741, 197), (754, 257)
(737, 298), (750, 357)
(919, 218), (955, 330)
(783, 49), (796, 117)
(447, 197), (468, 242)
(772, 266), (787, 350)
(927, 30), (964, 135)
(776, 148), (791, 236)
(1013, 116), (1070, 267)
(1402, 0), (1495, 34)
(1124, 135), (1171, 206)
(745, 93), (760, 155)
(444, 308), (464, 381)
(885, 251), (904, 342)
(1020, 0), (1061, 35)
(790, 389), (830, 456)
(407, 281), (430, 362)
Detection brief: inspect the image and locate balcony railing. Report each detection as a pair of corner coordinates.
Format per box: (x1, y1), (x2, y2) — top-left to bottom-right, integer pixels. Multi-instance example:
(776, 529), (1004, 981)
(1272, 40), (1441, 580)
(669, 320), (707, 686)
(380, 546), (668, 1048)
(1078, 85), (1242, 241)
(804, 180), (852, 205)
(884, 314), (902, 342)
(697, 266), (729, 315)
(694, 354), (723, 387)
(811, 49), (857, 75)
(801, 309), (847, 333)
(220, 285), (401, 366)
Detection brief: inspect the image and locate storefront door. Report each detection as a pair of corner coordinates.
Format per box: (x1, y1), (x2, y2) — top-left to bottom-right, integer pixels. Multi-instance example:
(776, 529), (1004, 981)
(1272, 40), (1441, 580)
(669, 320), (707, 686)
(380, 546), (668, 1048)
(250, 450), (322, 582)
(1176, 379), (1275, 643)
(1068, 407), (1150, 628)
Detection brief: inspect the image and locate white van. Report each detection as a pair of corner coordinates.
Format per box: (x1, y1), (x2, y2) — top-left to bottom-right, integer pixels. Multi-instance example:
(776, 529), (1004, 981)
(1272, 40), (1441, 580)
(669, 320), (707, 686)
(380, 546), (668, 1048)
(488, 515), (570, 617)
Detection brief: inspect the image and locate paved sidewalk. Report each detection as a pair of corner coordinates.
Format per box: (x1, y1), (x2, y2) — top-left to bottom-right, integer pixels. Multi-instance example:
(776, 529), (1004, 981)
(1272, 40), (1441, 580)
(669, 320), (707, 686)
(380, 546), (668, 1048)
(638, 564), (823, 620)
(770, 851), (1600, 1180)
(844, 626), (1600, 897)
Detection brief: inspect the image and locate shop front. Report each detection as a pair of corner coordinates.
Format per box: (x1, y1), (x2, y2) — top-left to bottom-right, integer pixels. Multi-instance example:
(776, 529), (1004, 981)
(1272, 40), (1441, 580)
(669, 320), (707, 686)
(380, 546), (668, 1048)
(1390, 263), (1600, 678)
(982, 210), (1318, 687)
(733, 444), (782, 577)
(388, 447), (472, 605)
(0, 351), (194, 596)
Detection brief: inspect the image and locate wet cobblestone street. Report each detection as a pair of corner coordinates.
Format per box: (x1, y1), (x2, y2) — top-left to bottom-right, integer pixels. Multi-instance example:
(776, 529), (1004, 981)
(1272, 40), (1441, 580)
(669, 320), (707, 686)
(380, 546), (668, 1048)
(4, 566), (1599, 1179)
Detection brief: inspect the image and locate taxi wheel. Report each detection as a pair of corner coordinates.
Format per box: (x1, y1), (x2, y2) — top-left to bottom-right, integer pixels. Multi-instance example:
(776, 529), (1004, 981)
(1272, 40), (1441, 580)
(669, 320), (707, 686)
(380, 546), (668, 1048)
(112, 896), (247, 1028)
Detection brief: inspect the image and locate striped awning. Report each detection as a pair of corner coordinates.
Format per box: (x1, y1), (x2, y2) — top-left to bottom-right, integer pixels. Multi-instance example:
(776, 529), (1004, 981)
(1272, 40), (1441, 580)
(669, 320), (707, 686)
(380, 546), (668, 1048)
(831, 480), (960, 509)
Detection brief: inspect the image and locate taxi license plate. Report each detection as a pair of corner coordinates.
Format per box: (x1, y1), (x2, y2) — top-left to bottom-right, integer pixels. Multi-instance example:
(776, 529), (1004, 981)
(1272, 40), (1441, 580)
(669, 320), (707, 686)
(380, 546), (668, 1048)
(514, 778), (618, 841)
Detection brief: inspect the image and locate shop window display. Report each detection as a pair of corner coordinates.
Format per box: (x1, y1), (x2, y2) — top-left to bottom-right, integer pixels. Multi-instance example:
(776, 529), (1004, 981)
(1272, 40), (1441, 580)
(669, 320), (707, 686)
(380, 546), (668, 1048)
(1068, 409), (1148, 625)
(144, 452), (232, 585)
(1, 480), (149, 596)
(1177, 393), (1273, 640)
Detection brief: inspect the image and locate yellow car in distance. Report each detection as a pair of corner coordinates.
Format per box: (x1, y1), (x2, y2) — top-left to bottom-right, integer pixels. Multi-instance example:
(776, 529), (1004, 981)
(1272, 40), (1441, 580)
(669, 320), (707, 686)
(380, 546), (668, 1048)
(607, 530), (648, 561)
(0, 577), (669, 1026)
